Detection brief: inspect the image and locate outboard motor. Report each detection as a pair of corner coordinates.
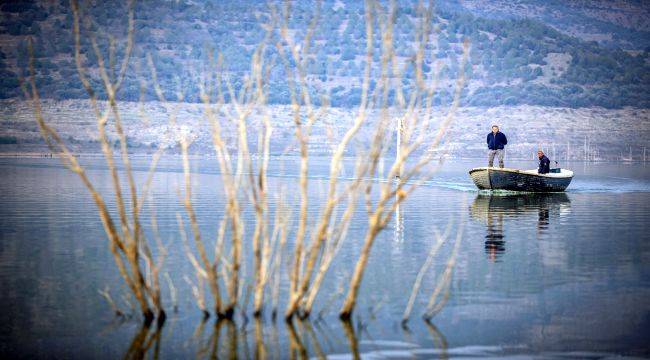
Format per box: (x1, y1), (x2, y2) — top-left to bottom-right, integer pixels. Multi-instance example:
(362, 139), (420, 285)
(550, 160), (561, 173)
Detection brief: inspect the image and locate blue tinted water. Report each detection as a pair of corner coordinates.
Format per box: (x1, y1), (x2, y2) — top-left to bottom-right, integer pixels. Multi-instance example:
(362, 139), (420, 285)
(0, 157), (649, 358)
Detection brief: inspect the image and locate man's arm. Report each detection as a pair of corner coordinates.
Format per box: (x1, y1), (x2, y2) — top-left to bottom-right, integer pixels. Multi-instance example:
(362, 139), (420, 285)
(502, 133), (507, 145)
(486, 133), (490, 145)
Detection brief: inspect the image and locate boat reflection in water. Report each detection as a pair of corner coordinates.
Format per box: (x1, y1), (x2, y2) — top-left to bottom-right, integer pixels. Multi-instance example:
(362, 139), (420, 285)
(470, 193), (571, 261)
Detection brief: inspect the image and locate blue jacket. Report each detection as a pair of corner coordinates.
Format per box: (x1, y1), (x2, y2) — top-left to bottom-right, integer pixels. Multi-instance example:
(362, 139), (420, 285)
(538, 155), (550, 174)
(487, 132), (507, 150)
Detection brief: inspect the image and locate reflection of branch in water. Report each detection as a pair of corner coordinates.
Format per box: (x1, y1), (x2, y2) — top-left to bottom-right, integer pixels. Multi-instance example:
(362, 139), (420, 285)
(423, 200), (466, 320)
(341, 319), (360, 360)
(124, 324), (149, 360)
(312, 318), (342, 352)
(224, 320), (238, 360)
(192, 317), (213, 359)
(172, 316), (381, 359)
(299, 320), (327, 360)
(271, 320), (281, 360)
(123, 321), (164, 360)
(189, 317), (331, 360)
(194, 319), (237, 360)
(286, 319), (308, 360)
(402, 219), (454, 325)
(240, 319), (251, 360)
(208, 322), (221, 360)
(254, 318), (267, 360)
(424, 320), (449, 360)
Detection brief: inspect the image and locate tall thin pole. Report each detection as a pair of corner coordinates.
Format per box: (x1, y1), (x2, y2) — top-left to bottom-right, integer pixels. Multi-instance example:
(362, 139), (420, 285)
(630, 146), (632, 161)
(396, 117), (402, 172)
(395, 116), (403, 231)
(552, 142), (556, 161)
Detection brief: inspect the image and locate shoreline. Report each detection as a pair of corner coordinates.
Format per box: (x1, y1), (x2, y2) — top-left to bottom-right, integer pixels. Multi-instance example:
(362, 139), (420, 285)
(2, 99), (649, 162)
(0, 151), (647, 163)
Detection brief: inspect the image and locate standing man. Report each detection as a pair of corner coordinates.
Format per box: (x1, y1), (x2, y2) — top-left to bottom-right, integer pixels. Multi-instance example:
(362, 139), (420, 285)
(487, 125), (507, 168)
(537, 150), (550, 174)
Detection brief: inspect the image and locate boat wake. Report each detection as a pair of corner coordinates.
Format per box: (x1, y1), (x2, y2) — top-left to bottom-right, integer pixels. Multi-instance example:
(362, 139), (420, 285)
(422, 178), (650, 194)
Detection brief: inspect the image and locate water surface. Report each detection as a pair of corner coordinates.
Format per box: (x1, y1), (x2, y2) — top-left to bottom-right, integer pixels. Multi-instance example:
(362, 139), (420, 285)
(0, 157), (649, 358)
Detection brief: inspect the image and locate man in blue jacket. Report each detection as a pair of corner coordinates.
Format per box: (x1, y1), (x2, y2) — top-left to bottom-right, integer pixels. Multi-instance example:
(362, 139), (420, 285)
(487, 125), (507, 168)
(537, 150), (550, 174)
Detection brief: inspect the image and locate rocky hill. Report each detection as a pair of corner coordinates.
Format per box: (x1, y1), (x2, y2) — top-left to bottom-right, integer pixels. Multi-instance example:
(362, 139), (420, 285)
(0, 0), (648, 109)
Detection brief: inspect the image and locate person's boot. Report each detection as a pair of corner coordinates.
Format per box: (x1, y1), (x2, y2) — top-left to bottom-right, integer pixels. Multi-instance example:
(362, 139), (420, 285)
(489, 161), (494, 167)
(499, 162), (504, 168)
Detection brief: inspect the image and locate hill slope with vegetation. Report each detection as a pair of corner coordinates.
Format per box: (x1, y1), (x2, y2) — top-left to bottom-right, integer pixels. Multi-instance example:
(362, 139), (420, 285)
(0, 0), (648, 108)
(458, 0), (650, 50)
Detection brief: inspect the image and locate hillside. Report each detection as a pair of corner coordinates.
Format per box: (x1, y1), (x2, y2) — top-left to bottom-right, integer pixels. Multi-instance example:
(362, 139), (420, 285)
(457, 0), (650, 50)
(0, 0), (648, 109)
(1, 99), (649, 161)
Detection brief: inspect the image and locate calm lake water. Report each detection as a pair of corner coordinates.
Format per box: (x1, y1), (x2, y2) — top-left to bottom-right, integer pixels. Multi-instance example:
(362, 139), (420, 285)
(1, 156), (649, 359)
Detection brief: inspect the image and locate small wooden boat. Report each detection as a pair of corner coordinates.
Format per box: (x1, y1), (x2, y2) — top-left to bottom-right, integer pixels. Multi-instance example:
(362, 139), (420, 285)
(469, 167), (573, 192)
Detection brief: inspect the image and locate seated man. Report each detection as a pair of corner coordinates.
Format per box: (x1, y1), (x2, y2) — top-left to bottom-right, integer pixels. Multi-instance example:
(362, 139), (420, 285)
(537, 150), (550, 174)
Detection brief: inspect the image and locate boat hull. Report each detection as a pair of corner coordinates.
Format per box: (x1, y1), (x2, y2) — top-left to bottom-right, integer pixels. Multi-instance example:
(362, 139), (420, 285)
(469, 167), (573, 192)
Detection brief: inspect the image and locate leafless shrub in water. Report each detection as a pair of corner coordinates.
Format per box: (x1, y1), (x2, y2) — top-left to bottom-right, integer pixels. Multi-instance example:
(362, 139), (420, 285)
(25, 0), (167, 324)
(27, 0), (468, 324)
(268, 0), (469, 321)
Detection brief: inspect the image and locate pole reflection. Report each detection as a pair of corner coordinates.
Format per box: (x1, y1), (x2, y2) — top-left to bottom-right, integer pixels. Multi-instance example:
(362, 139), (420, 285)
(470, 193), (571, 262)
(393, 203), (404, 244)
